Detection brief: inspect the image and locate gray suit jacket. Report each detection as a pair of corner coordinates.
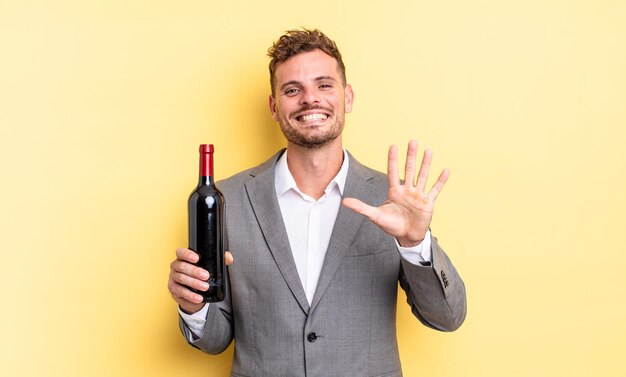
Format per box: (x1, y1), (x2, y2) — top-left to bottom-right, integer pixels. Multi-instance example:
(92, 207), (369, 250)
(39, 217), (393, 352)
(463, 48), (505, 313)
(180, 150), (466, 377)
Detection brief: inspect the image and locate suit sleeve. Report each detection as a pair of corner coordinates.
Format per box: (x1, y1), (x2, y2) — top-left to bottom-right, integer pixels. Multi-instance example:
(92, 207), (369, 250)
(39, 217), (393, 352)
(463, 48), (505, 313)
(398, 235), (467, 331)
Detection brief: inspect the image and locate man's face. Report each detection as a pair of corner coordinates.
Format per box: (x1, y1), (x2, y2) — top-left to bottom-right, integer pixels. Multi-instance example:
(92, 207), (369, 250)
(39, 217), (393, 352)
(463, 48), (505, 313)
(269, 49), (353, 149)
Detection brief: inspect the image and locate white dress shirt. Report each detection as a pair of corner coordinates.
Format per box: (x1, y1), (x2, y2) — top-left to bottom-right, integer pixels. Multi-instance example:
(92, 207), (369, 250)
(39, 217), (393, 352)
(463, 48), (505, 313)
(180, 150), (432, 337)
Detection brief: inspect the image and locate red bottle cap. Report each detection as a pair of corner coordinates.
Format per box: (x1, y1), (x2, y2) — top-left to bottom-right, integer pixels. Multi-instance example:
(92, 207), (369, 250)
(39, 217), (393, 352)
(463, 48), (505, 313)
(200, 144), (214, 154)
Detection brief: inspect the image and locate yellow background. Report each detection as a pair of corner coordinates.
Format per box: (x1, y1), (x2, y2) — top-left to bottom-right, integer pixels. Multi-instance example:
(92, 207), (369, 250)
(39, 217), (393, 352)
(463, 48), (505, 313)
(1, 0), (625, 376)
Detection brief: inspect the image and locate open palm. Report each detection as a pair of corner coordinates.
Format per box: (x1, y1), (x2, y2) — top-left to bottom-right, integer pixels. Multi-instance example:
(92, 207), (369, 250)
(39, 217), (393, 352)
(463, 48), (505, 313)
(343, 140), (449, 247)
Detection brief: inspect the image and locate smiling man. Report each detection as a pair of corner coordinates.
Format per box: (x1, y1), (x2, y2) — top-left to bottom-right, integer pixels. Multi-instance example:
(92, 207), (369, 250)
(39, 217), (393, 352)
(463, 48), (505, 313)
(270, 48), (352, 152)
(168, 29), (467, 377)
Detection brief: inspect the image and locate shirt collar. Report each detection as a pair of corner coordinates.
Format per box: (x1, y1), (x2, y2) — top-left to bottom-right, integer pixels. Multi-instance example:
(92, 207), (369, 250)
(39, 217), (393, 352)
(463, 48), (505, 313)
(275, 149), (350, 198)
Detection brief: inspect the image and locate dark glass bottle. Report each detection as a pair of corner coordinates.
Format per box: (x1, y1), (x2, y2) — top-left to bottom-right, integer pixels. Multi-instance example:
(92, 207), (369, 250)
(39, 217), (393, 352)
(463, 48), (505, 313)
(188, 144), (225, 302)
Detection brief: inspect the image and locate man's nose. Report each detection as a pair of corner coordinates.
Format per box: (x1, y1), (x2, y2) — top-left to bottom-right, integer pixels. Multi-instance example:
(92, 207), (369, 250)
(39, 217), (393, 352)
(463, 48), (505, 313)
(299, 87), (320, 105)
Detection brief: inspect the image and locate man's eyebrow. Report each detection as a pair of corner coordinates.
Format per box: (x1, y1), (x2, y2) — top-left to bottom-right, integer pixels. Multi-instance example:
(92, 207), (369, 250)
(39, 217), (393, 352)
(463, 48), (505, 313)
(314, 76), (337, 82)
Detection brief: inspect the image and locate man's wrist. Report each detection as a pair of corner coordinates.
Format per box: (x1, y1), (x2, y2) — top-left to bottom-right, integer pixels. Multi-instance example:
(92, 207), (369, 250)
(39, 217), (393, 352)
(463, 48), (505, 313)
(395, 230), (432, 266)
(179, 303), (205, 315)
(396, 236), (425, 248)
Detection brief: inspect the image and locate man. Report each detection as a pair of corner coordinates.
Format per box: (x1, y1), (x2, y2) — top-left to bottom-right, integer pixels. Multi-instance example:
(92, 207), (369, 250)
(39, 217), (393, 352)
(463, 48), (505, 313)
(168, 29), (466, 377)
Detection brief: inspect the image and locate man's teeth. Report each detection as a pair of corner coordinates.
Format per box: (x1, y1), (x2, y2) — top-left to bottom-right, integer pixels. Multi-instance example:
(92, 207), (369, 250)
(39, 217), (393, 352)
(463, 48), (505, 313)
(299, 113), (328, 122)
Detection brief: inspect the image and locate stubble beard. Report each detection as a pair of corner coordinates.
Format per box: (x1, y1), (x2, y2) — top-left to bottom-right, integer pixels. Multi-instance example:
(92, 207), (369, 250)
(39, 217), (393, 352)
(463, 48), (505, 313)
(279, 106), (345, 150)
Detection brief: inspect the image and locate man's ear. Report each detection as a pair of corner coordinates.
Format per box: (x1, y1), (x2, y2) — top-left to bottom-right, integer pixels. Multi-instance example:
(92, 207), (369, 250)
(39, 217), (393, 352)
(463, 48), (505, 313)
(269, 94), (279, 121)
(344, 84), (354, 113)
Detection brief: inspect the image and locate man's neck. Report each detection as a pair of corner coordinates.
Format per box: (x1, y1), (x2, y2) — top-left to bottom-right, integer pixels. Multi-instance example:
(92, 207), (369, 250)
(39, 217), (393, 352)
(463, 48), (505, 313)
(286, 139), (344, 200)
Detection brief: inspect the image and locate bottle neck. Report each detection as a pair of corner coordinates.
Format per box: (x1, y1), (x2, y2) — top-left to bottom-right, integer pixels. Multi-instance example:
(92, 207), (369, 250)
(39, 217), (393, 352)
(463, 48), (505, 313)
(198, 151), (215, 186)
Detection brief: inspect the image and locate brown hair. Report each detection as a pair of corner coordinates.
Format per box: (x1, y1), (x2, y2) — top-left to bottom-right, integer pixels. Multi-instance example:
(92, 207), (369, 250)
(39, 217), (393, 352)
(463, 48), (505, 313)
(268, 28), (346, 95)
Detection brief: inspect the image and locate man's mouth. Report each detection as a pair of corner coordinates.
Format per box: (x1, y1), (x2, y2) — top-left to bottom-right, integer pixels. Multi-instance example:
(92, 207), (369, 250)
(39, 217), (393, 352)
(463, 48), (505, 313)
(296, 113), (329, 122)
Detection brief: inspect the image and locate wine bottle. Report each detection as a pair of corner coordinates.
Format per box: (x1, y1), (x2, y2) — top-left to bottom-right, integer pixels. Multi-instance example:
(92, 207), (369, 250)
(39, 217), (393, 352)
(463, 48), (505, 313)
(188, 144), (225, 302)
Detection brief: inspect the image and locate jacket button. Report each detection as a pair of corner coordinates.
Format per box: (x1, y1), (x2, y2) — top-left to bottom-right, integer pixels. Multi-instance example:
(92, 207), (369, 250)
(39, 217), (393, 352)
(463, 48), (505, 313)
(307, 332), (318, 342)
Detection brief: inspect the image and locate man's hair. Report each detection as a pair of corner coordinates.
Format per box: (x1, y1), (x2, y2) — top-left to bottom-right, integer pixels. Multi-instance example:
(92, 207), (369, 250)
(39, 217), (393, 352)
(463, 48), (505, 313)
(268, 28), (346, 96)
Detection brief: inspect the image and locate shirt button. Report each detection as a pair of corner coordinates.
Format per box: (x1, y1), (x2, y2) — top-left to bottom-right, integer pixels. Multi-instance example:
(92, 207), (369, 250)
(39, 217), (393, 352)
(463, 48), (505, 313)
(307, 332), (318, 342)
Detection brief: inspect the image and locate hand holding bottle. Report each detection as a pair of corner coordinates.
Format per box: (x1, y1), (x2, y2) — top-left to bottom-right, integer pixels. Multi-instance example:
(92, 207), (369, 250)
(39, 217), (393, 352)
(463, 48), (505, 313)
(168, 248), (234, 314)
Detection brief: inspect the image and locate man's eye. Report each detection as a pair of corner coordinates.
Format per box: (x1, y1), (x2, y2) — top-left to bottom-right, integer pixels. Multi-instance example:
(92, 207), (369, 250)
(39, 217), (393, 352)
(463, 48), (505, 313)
(320, 84), (332, 89)
(284, 88), (299, 96)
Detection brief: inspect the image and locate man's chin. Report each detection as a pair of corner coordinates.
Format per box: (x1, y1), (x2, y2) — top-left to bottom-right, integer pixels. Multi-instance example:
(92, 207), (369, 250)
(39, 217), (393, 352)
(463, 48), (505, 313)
(280, 120), (343, 149)
(288, 134), (341, 149)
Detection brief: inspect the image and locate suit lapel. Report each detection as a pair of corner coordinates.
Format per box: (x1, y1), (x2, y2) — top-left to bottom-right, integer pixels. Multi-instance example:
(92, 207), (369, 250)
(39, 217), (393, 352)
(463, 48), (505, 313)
(245, 151), (310, 314)
(309, 154), (378, 312)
